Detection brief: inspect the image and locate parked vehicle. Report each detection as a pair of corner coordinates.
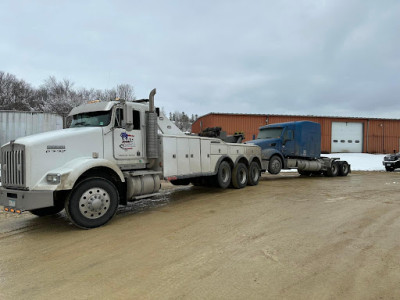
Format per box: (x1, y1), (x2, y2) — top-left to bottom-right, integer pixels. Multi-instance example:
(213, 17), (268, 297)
(247, 121), (350, 176)
(383, 152), (400, 171)
(0, 89), (261, 228)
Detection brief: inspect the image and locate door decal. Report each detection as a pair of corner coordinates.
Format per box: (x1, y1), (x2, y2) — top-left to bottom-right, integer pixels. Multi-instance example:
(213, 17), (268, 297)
(120, 132), (135, 150)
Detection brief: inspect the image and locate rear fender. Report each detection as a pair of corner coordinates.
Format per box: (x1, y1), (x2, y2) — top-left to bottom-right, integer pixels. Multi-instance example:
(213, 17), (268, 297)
(261, 148), (283, 160)
(262, 149), (286, 167)
(249, 156), (262, 168)
(234, 155), (249, 166)
(214, 156), (234, 174)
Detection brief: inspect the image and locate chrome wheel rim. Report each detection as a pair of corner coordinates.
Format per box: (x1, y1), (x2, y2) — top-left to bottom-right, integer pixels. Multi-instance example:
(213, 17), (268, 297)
(239, 168), (247, 185)
(79, 187), (110, 219)
(251, 167), (259, 181)
(272, 160), (280, 172)
(221, 166), (230, 183)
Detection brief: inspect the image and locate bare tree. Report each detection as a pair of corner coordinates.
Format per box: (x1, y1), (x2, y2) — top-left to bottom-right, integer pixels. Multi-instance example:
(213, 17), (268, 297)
(0, 71), (35, 111)
(0, 71), (154, 119)
(116, 84), (135, 101)
(40, 76), (85, 117)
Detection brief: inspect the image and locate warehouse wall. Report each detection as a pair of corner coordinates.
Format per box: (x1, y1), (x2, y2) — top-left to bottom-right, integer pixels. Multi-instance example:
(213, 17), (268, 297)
(367, 119), (400, 154)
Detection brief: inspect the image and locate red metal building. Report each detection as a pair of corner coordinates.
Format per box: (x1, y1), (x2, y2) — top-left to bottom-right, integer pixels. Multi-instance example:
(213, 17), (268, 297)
(192, 113), (400, 154)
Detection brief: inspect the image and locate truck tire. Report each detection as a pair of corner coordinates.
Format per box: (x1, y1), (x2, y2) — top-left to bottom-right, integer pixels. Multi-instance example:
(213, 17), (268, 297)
(324, 161), (339, 177)
(248, 161), (261, 186)
(216, 161), (232, 189)
(338, 162), (350, 176)
(268, 156), (282, 175)
(30, 205), (64, 217)
(232, 163), (248, 189)
(65, 178), (119, 229)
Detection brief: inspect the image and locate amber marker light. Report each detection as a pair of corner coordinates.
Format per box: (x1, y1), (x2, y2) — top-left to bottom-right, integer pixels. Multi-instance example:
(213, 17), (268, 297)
(16, 210), (22, 214)
(4, 207), (9, 212)
(10, 209), (15, 213)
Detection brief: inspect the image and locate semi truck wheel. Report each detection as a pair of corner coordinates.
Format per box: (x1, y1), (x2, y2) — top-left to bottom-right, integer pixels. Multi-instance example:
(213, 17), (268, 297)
(216, 161), (232, 189)
(324, 162), (339, 177)
(268, 156), (282, 175)
(65, 177), (119, 229)
(248, 161), (261, 186)
(338, 162), (350, 176)
(232, 163), (248, 189)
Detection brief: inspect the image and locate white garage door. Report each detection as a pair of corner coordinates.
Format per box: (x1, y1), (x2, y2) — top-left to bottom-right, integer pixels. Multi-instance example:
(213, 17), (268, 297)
(331, 122), (363, 153)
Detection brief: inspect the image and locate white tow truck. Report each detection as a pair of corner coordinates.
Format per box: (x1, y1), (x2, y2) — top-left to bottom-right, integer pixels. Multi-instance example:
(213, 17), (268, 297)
(0, 89), (262, 228)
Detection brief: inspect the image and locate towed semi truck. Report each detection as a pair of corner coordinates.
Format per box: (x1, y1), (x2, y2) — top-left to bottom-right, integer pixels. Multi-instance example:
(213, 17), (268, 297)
(247, 121), (350, 177)
(0, 89), (262, 228)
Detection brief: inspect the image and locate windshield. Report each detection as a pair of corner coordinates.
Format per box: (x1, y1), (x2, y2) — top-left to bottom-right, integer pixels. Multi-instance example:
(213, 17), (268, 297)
(257, 128), (283, 139)
(69, 110), (112, 128)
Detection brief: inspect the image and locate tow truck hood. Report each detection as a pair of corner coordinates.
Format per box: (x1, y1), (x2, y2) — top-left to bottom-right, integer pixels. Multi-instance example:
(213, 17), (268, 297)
(6, 127), (104, 189)
(13, 127), (102, 148)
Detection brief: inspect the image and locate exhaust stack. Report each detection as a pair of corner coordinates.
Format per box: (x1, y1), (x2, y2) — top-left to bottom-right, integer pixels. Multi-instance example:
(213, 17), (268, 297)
(149, 88), (156, 112)
(146, 88), (159, 159)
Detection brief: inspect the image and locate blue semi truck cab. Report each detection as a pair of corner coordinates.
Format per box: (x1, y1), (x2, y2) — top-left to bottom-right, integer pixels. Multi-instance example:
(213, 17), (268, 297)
(247, 121), (350, 177)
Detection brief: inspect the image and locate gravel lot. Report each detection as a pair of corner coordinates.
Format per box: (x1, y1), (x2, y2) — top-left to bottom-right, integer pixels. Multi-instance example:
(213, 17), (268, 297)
(1, 171), (400, 299)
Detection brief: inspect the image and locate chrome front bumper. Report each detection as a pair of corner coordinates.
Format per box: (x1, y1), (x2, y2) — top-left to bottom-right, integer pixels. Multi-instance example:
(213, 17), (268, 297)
(0, 187), (54, 211)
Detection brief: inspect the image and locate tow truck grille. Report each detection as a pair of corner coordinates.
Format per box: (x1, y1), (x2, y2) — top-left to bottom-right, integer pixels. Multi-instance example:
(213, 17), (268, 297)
(1, 144), (25, 188)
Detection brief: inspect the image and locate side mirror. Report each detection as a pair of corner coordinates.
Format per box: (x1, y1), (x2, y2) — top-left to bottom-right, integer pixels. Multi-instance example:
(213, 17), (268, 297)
(123, 103), (133, 131)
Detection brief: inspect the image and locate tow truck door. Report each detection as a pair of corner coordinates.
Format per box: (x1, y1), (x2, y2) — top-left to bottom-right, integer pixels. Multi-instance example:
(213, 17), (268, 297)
(113, 108), (145, 164)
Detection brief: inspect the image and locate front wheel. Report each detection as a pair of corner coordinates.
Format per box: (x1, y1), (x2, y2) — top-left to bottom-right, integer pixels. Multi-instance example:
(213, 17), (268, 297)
(268, 156), (282, 175)
(385, 166), (395, 172)
(65, 178), (119, 229)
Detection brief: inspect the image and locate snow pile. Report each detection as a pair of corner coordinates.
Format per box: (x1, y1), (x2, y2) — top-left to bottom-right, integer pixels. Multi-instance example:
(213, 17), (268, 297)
(324, 153), (385, 171)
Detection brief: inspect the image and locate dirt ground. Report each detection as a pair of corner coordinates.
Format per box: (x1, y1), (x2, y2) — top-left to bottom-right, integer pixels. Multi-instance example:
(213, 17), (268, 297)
(1, 171), (400, 300)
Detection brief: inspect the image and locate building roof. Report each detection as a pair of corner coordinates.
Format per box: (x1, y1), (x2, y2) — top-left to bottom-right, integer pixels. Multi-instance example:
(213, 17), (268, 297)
(197, 112), (400, 121)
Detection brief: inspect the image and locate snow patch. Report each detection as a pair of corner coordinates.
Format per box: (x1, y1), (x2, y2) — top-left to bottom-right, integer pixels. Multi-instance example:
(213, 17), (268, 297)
(324, 153), (386, 171)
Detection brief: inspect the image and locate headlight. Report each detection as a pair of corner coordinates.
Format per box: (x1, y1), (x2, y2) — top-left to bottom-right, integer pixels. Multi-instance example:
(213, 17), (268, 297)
(46, 173), (61, 184)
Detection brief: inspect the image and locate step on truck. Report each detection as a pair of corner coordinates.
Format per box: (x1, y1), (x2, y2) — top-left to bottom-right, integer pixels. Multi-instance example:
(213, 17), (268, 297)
(0, 89), (262, 228)
(247, 121), (350, 177)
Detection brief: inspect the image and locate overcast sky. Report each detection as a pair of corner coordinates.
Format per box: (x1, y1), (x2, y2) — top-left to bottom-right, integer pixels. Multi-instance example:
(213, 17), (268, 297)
(0, 0), (399, 118)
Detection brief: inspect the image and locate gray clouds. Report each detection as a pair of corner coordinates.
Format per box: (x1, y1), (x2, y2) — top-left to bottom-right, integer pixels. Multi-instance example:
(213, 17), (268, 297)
(0, 0), (399, 117)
